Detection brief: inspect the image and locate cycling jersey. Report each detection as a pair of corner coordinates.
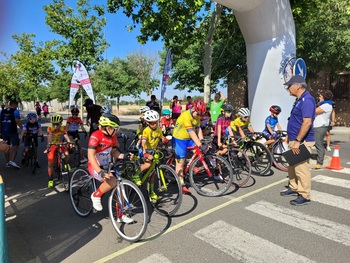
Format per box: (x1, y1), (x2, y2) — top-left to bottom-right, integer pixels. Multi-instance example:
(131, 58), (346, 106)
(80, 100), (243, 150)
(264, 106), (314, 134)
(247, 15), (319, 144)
(23, 121), (41, 135)
(262, 115), (279, 139)
(67, 116), (83, 132)
(47, 126), (66, 144)
(230, 117), (251, 132)
(88, 129), (117, 168)
(214, 116), (231, 136)
(160, 116), (173, 128)
(173, 109), (201, 140)
(141, 126), (163, 149)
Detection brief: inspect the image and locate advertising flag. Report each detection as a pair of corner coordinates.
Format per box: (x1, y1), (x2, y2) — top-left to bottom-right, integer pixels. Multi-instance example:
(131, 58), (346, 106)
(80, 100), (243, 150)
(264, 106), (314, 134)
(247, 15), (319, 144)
(160, 47), (173, 107)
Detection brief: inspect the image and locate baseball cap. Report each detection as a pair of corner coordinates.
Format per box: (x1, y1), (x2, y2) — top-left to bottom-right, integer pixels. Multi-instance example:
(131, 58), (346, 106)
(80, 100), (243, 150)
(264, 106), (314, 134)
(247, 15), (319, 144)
(283, 75), (306, 86)
(83, 98), (93, 106)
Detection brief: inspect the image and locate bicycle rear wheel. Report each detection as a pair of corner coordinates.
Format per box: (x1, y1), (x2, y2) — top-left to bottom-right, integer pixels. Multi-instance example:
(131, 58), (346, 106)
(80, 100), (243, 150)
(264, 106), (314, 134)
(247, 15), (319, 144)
(243, 142), (273, 175)
(109, 180), (148, 242)
(272, 142), (288, 172)
(152, 164), (182, 216)
(69, 168), (94, 217)
(228, 148), (252, 187)
(189, 154), (233, 197)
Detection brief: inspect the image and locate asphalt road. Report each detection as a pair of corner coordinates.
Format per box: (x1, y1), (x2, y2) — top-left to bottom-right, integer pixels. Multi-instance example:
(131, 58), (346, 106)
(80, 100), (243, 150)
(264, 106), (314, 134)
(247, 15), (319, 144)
(2, 114), (350, 263)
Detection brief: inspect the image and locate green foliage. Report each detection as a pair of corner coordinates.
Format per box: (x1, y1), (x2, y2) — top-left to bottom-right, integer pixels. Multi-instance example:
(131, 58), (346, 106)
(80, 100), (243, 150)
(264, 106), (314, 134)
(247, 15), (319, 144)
(0, 53), (23, 100)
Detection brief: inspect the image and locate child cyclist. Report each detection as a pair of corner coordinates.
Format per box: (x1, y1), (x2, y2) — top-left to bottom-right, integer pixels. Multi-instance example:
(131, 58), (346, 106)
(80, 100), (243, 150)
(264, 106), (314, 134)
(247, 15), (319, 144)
(19, 113), (44, 168)
(173, 99), (208, 194)
(230, 108), (256, 138)
(66, 107), (88, 164)
(89, 113), (134, 223)
(136, 110), (169, 203)
(46, 114), (73, 188)
(160, 108), (174, 135)
(262, 105), (283, 145)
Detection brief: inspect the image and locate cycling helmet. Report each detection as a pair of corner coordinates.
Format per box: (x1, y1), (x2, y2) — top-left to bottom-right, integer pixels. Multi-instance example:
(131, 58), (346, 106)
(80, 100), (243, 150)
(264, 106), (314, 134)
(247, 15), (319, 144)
(100, 105), (112, 114)
(221, 104), (234, 113)
(144, 110), (160, 122)
(193, 99), (206, 115)
(162, 109), (171, 115)
(27, 113), (37, 120)
(83, 98), (93, 107)
(238, 108), (250, 117)
(139, 106), (150, 113)
(71, 107), (79, 114)
(99, 113), (120, 128)
(51, 114), (63, 124)
(269, 105), (281, 114)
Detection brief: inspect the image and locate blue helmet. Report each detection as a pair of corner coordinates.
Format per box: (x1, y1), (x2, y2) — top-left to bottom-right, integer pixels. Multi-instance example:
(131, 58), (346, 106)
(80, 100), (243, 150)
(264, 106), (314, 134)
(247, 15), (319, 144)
(27, 113), (37, 120)
(162, 109), (171, 115)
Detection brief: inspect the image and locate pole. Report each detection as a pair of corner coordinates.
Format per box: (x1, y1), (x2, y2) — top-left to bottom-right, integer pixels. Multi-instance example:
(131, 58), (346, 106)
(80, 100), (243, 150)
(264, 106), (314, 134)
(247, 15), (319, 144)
(0, 176), (10, 263)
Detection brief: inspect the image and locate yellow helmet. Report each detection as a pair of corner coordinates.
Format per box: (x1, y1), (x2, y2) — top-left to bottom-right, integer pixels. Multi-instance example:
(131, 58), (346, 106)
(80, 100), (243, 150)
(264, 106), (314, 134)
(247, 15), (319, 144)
(99, 113), (120, 128)
(50, 114), (63, 124)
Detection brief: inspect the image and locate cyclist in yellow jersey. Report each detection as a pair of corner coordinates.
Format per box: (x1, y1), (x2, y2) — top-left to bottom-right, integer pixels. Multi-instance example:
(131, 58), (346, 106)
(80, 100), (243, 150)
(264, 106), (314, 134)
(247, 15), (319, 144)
(173, 99), (208, 194)
(230, 108), (256, 138)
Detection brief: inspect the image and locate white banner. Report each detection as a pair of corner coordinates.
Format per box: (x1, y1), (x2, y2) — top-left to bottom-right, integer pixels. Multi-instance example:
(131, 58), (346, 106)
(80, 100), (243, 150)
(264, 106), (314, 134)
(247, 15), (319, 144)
(69, 60), (95, 107)
(160, 47), (173, 107)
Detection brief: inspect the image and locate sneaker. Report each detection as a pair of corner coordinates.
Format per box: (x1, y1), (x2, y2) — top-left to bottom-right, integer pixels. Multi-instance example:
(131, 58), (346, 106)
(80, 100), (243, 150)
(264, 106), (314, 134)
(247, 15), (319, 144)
(280, 188), (298, 197)
(80, 157), (88, 164)
(8, 161), (20, 169)
(326, 146), (332, 152)
(213, 174), (224, 182)
(91, 193), (103, 211)
(117, 215), (134, 224)
(131, 175), (142, 187)
(182, 185), (191, 195)
(290, 196), (310, 206)
(34, 161), (41, 168)
(48, 180), (54, 188)
(312, 164), (322, 169)
(149, 192), (159, 203)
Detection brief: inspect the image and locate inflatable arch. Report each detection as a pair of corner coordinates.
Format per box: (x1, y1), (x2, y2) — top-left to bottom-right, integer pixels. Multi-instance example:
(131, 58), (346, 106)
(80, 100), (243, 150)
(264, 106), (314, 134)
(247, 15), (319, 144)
(216, 0), (296, 131)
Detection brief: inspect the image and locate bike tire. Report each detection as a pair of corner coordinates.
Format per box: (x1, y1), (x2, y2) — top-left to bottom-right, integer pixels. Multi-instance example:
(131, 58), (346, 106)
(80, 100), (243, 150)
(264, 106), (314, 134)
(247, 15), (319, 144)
(30, 143), (37, 174)
(108, 180), (148, 243)
(152, 164), (183, 216)
(69, 168), (94, 217)
(228, 148), (252, 187)
(188, 154), (233, 197)
(73, 151), (80, 168)
(272, 142), (288, 172)
(60, 159), (70, 192)
(243, 142), (273, 175)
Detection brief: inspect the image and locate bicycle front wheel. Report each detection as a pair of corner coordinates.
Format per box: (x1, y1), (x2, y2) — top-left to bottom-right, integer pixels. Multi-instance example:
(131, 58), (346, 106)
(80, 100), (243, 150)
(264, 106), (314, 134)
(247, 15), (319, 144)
(189, 154), (233, 197)
(152, 164), (182, 217)
(60, 159), (70, 192)
(69, 168), (94, 217)
(228, 148), (252, 187)
(30, 143), (37, 174)
(244, 142), (273, 175)
(108, 180), (148, 243)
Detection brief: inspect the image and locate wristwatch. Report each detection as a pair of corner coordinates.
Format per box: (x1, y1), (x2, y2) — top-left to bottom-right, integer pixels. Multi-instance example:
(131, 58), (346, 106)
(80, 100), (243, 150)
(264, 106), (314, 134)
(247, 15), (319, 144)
(295, 138), (301, 142)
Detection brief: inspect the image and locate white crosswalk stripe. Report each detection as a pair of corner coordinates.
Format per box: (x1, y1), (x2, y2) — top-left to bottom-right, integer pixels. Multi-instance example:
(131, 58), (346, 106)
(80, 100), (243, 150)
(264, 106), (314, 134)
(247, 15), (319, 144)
(312, 175), (350, 188)
(245, 200), (350, 246)
(312, 190), (350, 211)
(138, 253), (171, 263)
(195, 220), (316, 263)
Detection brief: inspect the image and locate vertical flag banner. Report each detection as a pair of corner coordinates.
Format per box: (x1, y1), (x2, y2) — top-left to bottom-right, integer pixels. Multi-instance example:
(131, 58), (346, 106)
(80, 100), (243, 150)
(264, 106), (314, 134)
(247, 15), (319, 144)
(69, 60), (95, 107)
(160, 47), (173, 107)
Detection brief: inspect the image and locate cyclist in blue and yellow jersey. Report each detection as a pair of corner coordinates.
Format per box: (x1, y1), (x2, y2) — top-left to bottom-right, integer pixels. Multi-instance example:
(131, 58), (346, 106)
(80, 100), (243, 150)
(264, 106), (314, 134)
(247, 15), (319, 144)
(46, 114), (73, 188)
(230, 108), (256, 138)
(137, 110), (169, 202)
(262, 105), (283, 146)
(173, 99), (208, 194)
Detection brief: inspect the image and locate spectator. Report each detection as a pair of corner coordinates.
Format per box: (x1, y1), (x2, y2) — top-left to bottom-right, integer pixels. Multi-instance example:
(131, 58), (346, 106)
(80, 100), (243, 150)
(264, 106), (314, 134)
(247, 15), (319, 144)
(1, 103), (5, 110)
(83, 98), (102, 137)
(325, 104), (336, 151)
(210, 92), (226, 124)
(313, 90), (333, 169)
(0, 99), (23, 169)
(146, 94), (160, 114)
(35, 102), (42, 120)
(42, 102), (49, 121)
(170, 95), (182, 122)
(281, 75), (315, 206)
(186, 96), (193, 110)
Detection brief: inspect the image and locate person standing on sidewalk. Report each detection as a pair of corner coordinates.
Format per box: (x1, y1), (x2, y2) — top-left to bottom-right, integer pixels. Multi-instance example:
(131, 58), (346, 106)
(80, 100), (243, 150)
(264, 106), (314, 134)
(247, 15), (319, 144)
(0, 99), (23, 169)
(280, 75), (315, 206)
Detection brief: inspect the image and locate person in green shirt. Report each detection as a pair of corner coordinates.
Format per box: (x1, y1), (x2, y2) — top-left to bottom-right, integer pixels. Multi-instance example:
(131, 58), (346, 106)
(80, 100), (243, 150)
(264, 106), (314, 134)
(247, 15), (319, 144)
(210, 91), (226, 124)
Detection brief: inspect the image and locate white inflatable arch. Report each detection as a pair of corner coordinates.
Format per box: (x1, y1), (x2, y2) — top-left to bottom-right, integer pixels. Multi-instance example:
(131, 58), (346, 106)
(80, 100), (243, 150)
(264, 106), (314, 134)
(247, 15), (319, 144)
(216, 0), (296, 131)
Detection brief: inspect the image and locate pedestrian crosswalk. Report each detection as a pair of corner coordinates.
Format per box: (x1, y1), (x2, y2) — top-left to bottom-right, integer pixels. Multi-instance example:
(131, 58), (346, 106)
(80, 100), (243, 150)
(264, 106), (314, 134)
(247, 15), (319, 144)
(136, 172), (350, 263)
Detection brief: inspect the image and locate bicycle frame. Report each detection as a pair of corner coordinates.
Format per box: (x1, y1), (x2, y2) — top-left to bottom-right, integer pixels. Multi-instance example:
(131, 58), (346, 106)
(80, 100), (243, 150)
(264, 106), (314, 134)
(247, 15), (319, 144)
(183, 145), (212, 176)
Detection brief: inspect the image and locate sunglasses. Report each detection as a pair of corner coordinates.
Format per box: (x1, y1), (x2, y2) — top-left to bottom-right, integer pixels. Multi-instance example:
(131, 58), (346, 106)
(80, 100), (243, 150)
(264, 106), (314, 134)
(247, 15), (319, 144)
(53, 123), (60, 126)
(149, 121), (158, 125)
(72, 114), (78, 116)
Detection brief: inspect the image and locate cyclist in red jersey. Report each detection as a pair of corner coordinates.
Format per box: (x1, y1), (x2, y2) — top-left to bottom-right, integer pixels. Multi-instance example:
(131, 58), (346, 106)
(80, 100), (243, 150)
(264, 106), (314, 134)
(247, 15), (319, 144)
(89, 113), (134, 223)
(160, 109), (174, 134)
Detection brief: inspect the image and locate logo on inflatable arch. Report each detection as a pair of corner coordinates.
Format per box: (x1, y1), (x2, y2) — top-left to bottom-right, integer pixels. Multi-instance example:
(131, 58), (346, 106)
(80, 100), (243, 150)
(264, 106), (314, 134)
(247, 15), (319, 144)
(281, 55), (296, 83)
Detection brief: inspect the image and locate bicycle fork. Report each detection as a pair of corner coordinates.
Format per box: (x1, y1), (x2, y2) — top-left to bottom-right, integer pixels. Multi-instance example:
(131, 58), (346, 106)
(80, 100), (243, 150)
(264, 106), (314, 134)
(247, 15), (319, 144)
(156, 167), (167, 192)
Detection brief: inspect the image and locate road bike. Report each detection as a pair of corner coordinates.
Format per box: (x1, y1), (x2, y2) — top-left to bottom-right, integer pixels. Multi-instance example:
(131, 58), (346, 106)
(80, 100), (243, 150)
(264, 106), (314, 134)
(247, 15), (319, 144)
(270, 130), (289, 172)
(69, 160), (148, 243)
(125, 148), (182, 217)
(68, 131), (88, 168)
(166, 138), (234, 197)
(22, 134), (44, 174)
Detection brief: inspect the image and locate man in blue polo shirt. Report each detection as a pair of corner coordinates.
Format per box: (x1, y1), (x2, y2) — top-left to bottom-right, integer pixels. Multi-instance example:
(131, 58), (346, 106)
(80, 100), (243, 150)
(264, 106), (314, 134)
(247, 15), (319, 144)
(280, 75), (315, 206)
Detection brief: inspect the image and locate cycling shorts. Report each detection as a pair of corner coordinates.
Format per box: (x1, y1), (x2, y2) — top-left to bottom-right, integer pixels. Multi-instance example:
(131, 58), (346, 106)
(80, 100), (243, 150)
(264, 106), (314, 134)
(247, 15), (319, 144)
(173, 137), (195, 160)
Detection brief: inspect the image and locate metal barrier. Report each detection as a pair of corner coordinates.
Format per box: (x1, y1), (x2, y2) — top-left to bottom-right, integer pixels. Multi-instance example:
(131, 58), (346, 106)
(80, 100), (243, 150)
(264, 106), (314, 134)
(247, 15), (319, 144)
(0, 176), (10, 263)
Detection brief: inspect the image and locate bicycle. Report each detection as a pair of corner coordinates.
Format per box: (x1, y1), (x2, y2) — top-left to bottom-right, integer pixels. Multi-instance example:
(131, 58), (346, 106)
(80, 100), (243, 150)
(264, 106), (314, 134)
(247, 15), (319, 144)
(69, 160), (148, 243)
(236, 132), (273, 175)
(270, 130), (289, 172)
(125, 148), (182, 217)
(69, 131), (88, 168)
(22, 134), (44, 174)
(166, 138), (234, 197)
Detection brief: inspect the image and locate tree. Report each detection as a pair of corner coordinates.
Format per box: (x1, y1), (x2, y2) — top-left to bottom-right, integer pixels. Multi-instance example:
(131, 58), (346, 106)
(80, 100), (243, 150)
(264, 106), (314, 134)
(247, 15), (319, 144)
(0, 53), (23, 101)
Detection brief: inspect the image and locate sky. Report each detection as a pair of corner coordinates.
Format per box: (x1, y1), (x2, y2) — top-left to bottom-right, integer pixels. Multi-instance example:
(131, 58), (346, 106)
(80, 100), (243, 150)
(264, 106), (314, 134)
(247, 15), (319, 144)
(0, 0), (226, 102)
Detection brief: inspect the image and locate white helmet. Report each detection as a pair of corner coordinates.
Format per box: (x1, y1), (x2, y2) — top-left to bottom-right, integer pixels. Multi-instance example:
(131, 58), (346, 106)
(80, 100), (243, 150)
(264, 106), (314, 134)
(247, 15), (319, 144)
(144, 110), (159, 122)
(238, 108), (250, 117)
(140, 106), (150, 113)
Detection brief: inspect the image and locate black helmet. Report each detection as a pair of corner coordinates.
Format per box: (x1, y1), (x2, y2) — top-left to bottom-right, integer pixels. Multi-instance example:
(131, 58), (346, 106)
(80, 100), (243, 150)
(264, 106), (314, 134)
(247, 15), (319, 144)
(71, 107), (79, 114)
(221, 104), (234, 113)
(270, 105), (282, 114)
(83, 98), (93, 107)
(99, 113), (120, 127)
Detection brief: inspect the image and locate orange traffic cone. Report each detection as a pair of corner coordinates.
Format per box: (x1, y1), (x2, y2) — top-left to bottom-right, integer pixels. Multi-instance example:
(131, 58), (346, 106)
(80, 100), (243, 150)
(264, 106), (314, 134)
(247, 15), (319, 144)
(326, 145), (344, 170)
